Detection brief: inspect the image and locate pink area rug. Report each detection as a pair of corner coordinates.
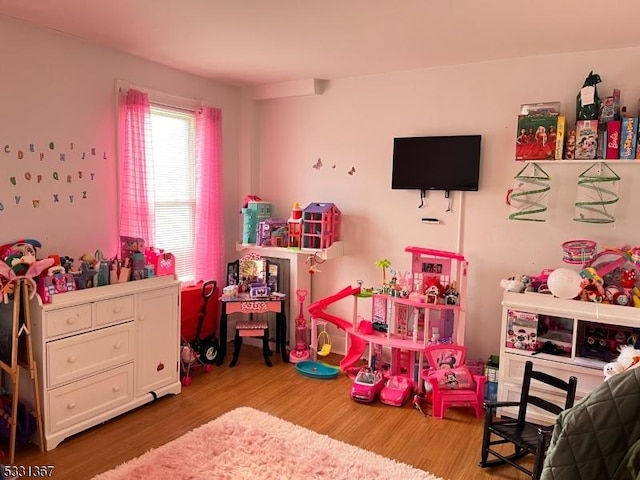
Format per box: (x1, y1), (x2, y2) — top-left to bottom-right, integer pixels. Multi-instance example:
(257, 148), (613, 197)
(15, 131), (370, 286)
(92, 407), (444, 480)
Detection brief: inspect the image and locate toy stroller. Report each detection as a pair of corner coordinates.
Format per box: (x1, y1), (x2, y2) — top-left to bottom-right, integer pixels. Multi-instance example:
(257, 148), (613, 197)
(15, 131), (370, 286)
(180, 280), (219, 386)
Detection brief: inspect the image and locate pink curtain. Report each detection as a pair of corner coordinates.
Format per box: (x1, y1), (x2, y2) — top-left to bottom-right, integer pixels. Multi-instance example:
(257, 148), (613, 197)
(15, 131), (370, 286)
(118, 89), (155, 246)
(194, 107), (224, 283)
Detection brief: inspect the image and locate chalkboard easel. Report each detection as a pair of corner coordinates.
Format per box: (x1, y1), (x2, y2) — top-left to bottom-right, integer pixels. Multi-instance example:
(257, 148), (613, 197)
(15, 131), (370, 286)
(0, 278), (44, 463)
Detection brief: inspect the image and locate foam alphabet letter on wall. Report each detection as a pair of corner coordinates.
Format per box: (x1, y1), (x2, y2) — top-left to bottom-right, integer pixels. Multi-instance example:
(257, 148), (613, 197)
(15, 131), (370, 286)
(40, 153), (44, 161)
(29, 144), (35, 152)
(37, 175), (42, 183)
(53, 194), (59, 203)
(14, 196), (20, 204)
(24, 172), (31, 181)
(17, 150), (23, 159)
(49, 142), (54, 150)
(53, 172), (59, 180)
(60, 153), (65, 161)
(69, 195), (74, 203)
(32, 200), (39, 208)
(66, 175), (72, 183)
(0, 202), (3, 211)
(9, 177), (16, 185)
(82, 191), (87, 199)
(4, 145), (9, 153)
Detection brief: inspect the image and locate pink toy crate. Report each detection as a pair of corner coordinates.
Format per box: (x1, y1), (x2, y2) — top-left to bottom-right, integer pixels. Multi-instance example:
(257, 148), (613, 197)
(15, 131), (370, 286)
(145, 247), (176, 277)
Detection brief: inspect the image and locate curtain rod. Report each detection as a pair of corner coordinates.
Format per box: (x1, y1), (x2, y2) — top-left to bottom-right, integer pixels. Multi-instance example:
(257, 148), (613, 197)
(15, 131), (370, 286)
(114, 78), (206, 111)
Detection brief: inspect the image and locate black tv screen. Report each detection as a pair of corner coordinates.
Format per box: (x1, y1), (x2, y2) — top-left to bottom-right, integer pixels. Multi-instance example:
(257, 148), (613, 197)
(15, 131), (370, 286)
(391, 135), (482, 191)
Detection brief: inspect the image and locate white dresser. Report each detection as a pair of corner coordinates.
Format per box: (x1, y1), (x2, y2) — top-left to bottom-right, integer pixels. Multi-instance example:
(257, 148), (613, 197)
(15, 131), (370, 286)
(24, 276), (181, 450)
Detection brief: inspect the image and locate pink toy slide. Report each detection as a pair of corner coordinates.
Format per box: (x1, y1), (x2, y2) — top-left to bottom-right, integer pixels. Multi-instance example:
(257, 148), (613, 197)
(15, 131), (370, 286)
(307, 285), (367, 372)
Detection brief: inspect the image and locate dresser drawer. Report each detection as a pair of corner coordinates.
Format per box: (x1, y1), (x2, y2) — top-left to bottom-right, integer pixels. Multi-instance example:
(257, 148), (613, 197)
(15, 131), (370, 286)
(47, 323), (134, 387)
(94, 295), (134, 326)
(502, 354), (603, 395)
(46, 305), (92, 339)
(47, 363), (134, 434)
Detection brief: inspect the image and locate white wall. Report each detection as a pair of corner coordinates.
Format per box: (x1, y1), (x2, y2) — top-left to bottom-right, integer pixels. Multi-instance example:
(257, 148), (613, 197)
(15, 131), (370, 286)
(0, 17), (242, 265)
(253, 47), (640, 360)
(5, 15), (639, 361)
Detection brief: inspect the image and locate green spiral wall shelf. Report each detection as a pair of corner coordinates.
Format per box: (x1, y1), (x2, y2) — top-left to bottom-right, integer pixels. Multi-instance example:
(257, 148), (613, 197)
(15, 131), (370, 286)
(573, 162), (620, 224)
(508, 162), (551, 222)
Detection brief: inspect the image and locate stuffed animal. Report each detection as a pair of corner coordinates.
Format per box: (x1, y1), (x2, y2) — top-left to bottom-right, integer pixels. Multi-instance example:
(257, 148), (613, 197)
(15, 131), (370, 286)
(0, 255), (54, 303)
(500, 275), (531, 293)
(603, 345), (640, 380)
(632, 286), (640, 308)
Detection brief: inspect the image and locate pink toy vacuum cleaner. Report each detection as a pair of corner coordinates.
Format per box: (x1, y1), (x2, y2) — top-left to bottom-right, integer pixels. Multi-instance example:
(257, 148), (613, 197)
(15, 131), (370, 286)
(290, 289), (311, 363)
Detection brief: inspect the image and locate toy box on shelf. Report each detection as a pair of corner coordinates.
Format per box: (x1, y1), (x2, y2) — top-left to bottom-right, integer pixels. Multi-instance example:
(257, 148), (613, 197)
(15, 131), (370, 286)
(574, 120), (598, 160)
(515, 113), (559, 161)
(619, 117), (638, 159)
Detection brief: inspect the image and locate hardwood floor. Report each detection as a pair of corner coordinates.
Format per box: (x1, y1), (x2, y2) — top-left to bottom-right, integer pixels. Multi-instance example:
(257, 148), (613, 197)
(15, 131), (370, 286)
(9, 346), (533, 479)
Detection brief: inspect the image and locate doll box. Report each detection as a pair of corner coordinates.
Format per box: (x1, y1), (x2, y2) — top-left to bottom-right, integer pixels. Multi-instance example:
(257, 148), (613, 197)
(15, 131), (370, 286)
(574, 120), (599, 160)
(515, 114), (559, 161)
(606, 120), (622, 159)
(619, 117), (638, 159)
(505, 309), (538, 352)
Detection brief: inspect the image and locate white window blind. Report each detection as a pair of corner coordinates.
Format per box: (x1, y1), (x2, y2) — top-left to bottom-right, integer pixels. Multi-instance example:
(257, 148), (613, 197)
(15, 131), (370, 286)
(150, 105), (196, 282)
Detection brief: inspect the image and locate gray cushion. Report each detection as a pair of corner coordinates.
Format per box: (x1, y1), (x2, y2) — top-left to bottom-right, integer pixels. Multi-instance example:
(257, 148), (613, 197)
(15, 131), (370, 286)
(541, 367), (640, 480)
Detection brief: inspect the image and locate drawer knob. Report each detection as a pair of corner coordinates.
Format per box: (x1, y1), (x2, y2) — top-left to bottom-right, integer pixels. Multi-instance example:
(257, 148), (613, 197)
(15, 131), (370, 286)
(139, 315), (145, 321)
(113, 307), (122, 314)
(67, 355), (77, 364)
(67, 402), (76, 410)
(112, 385), (121, 393)
(66, 317), (77, 325)
(113, 342), (122, 350)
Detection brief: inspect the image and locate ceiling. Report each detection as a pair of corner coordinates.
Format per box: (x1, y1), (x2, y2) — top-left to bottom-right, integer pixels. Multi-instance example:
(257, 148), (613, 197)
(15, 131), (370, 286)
(2, 0), (640, 87)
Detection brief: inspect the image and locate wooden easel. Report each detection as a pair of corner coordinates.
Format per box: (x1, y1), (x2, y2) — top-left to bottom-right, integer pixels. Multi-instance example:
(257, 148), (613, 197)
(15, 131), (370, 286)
(0, 278), (44, 463)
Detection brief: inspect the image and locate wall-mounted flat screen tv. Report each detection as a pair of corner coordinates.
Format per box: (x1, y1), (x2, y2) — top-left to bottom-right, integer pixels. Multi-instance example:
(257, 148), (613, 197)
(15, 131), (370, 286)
(391, 135), (482, 191)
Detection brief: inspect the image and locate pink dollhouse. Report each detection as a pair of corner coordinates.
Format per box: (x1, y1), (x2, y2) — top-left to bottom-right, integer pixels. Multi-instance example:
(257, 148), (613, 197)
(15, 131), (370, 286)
(309, 246), (469, 386)
(302, 203), (341, 249)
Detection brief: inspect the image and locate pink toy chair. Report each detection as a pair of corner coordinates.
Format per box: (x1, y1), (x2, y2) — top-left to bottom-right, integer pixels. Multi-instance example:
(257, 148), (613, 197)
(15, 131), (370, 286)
(422, 344), (486, 419)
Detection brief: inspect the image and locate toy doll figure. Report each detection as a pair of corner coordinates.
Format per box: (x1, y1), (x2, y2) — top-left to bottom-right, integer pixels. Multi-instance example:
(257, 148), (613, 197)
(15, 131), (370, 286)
(535, 126), (548, 146)
(565, 130), (577, 159)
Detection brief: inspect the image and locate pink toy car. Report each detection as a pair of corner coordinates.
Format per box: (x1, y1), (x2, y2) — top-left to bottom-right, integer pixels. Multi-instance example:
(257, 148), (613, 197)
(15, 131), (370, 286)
(350, 367), (384, 403)
(380, 375), (414, 407)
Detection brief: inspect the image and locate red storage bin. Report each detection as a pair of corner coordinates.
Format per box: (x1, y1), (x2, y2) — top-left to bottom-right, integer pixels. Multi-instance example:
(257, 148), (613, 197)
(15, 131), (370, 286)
(181, 281), (219, 342)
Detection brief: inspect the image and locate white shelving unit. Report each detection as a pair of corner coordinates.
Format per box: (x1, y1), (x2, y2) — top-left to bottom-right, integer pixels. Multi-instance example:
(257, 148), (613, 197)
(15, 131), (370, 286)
(498, 290), (640, 424)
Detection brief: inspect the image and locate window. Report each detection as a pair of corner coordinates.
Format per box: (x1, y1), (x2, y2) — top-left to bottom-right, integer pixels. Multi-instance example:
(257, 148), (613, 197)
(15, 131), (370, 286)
(149, 106), (196, 282)
(119, 86), (223, 285)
